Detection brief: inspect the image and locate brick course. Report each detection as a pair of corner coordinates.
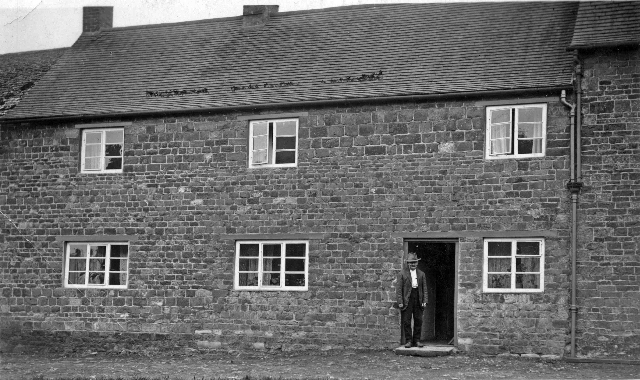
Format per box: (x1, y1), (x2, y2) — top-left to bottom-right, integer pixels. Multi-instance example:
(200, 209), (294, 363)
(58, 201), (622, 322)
(1, 97), (572, 355)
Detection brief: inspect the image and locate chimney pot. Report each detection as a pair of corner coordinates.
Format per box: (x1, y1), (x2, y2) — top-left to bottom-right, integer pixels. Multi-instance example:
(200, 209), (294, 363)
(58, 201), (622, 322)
(243, 5), (278, 28)
(83, 7), (113, 34)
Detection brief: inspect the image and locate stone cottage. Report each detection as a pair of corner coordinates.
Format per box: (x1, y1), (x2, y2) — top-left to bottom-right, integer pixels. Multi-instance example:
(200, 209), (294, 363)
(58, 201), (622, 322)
(0, 2), (638, 359)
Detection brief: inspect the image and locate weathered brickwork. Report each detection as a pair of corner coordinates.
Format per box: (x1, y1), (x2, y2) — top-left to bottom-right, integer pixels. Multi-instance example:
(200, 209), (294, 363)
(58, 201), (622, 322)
(1, 97), (572, 355)
(578, 47), (640, 359)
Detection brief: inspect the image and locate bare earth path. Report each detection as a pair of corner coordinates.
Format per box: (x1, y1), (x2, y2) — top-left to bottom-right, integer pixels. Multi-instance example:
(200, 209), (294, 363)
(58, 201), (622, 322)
(1, 350), (639, 380)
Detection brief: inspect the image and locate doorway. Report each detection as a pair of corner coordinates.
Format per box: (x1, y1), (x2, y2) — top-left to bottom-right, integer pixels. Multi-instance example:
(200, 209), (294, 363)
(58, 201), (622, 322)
(406, 240), (456, 345)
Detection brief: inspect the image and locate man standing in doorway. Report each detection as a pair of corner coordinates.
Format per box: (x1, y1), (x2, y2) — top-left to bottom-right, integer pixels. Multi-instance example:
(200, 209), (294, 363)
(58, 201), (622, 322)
(396, 252), (428, 348)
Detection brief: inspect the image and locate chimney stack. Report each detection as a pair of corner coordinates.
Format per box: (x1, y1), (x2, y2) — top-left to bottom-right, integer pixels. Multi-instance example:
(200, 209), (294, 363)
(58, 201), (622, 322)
(243, 5), (279, 28)
(83, 7), (113, 34)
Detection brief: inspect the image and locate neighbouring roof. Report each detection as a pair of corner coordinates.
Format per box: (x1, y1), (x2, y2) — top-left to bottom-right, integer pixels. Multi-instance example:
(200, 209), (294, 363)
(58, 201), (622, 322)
(569, 1), (640, 49)
(0, 48), (68, 117)
(3, 2), (581, 122)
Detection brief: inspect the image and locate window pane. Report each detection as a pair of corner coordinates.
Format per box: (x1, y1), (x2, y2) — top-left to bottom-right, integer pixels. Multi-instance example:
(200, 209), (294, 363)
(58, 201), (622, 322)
(518, 139), (533, 154)
(488, 258), (511, 273)
(276, 121), (296, 136)
(85, 132), (102, 144)
(69, 244), (87, 258)
(285, 258), (305, 272)
(68, 258), (86, 271)
(517, 123), (543, 139)
(85, 144), (102, 158)
(263, 273), (281, 286)
(275, 136), (296, 150)
(275, 151), (295, 164)
(90, 246), (106, 257)
(286, 244), (306, 257)
(105, 129), (124, 144)
(105, 157), (122, 170)
(518, 108), (542, 123)
(105, 144), (122, 157)
(488, 274), (510, 289)
(263, 244), (281, 257)
(239, 244), (259, 257)
(89, 272), (105, 284)
(285, 273), (305, 287)
(263, 258), (282, 272)
(111, 245), (128, 258)
(516, 274), (540, 289)
(491, 109), (510, 124)
(253, 135), (268, 150)
(110, 258), (127, 271)
(85, 157), (101, 170)
(252, 149), (268, 164)
(516, 257), (540, 272)
(252, 122), (268, 136)
(487, 241), (511, 256)
(109, 272), (126, 286)
(68, 272), (85, 285)
(239, 258), (258, 271)
(239, 272), (259, 286)
(517, 242), (540, 256)
(531, 139), (543, 153)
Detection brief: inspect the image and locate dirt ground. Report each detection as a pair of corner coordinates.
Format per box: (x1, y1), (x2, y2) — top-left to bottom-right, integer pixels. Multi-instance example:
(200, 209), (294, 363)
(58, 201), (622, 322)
(1, 350), (639, 380)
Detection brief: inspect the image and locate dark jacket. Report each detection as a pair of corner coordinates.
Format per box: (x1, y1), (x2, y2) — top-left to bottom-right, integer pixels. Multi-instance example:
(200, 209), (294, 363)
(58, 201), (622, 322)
(395, 268), (428, 310)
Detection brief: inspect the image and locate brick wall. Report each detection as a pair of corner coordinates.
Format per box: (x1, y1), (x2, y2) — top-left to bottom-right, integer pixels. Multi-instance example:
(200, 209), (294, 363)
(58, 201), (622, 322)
(0, 97), (572, 355)
(578, 46), (640, 359)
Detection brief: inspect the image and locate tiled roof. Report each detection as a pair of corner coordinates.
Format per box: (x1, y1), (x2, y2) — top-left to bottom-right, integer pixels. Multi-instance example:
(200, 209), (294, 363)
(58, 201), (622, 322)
(0, 48), (67, 117)
(569, 1), (640, 49)
(3, 2), (579, 122)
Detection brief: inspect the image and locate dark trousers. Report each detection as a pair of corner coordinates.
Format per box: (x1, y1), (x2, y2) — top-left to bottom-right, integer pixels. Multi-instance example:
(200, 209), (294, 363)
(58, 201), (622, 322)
(401, 288), (423, 344)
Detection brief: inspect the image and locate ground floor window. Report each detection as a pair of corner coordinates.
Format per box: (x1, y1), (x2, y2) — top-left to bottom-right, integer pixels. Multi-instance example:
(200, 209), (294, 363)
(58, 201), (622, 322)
(235, 241), (308, 291)
(64, 242), (129, 288)
(483, 238), (544, 293)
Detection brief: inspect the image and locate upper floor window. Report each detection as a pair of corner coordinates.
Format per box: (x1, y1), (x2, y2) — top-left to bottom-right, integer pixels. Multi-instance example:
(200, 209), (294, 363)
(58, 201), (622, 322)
(483, 238), (544, 293)
(81, 128), (124, 173)
(248, 119), (298, 168)
(235, 241), (308, 291)
(64, 242), (129, 289)
(485, 104), (546, 159)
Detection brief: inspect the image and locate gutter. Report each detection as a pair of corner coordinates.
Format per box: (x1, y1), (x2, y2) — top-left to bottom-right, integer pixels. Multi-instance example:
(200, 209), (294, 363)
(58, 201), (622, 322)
(561, 55), (584, 358)
(0, 86), (571, 125)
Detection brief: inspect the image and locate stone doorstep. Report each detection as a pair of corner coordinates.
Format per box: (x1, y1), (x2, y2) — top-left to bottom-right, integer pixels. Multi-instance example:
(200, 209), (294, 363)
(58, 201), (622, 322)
(394, 345), (455, 357)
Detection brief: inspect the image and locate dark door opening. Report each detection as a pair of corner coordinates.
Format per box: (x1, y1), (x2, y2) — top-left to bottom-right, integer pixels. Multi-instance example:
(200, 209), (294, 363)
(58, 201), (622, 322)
(408, 241), (456, 344)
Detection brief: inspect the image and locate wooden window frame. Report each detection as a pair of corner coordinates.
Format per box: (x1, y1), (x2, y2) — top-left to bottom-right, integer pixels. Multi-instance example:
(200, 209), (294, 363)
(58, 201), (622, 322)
(234, 240), (309, 291)
(485, 104), (547, 160)
(80, 127), (124, 173)
(64, 242), (129, 289)
(483, 238), (545, 293)
(248, 118), (298, 168)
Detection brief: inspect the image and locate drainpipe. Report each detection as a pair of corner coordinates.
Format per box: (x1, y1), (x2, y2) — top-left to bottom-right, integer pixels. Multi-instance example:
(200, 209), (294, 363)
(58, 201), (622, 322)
(561, 56), (583, 358)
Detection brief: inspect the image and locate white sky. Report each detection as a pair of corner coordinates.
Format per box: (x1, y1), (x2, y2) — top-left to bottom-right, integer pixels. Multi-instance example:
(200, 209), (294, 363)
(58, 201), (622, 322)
(0, 0), (444, 54)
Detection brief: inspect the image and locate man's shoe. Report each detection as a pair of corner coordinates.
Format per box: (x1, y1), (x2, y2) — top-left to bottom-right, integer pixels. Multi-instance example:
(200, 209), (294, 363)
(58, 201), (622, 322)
(416, 342), (425, 348)
(404, 342), (412, 348)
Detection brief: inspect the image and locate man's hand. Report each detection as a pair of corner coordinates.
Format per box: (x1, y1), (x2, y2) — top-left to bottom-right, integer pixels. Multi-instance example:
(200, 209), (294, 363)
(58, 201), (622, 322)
(421, 303), (426, 307)
(398, 303), (403, 308)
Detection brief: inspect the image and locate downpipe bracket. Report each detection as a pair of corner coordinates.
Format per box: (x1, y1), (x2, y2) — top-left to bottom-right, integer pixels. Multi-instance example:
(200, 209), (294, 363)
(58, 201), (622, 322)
(566, 181), (583, 194)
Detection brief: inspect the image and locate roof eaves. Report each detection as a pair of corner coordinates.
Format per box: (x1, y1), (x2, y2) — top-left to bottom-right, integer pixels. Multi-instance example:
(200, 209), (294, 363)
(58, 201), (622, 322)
(0, 85), (572, 125)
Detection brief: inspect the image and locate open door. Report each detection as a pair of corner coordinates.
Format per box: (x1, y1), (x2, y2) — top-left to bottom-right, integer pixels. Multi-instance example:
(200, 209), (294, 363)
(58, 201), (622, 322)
(405, 240), (457, 345)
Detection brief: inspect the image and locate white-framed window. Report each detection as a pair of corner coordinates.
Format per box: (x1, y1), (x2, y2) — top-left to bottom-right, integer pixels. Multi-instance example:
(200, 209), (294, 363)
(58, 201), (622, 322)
(486, 104), (546, 159)
(64, 242), (129, 289)
(81, 128), (124, 173)
(248, 119), (298, 168)
(235, 241), (308, 291)
(483, 238), (544, 293)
